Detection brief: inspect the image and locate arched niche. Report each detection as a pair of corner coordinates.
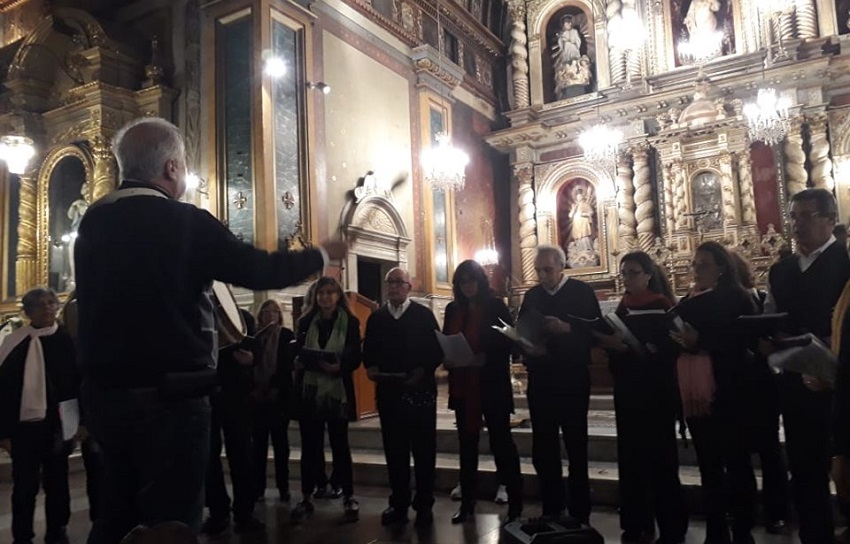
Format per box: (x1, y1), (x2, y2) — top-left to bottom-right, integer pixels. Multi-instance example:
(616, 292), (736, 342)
(543, 6), (596, 103)
(689, 169), (723, 231)
(527, 0), (609, 107)
(36, 145), (94, 293)
(668, 0), (737, 68)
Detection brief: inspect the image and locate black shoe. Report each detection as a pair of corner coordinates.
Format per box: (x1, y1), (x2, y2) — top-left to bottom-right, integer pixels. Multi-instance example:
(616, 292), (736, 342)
(343, 496), (360, 520)
(44, 529), (69, 544)
(234, 516), (265, 534)
(291, 500), (315, 522)
(415, 510), (434, 527)
(451, 507), (474, 524)
(328, 485), (344, 499)
(313, 484), (330, 499)
(622, 530), (655, 543)
(381, 506), (409, 525)
(765, 520), (787, 535)
(201, 516), (230, 535)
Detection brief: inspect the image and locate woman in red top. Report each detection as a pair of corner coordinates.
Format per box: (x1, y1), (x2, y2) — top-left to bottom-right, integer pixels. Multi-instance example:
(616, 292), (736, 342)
(442, 259), (522, 524)
(597, 251), (687, 544)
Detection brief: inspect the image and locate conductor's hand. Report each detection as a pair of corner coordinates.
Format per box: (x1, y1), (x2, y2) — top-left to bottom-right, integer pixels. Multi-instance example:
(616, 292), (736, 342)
(233, 349), (254, 366)
(544, 316), (571, 335)
(321, 238), (349, 261)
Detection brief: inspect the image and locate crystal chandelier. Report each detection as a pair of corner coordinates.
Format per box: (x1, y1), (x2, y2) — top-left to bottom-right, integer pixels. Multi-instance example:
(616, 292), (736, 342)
(744, 87), (791, 145)
(0, 135), (35, 175)
(677, 31), (724, 66)
(580, 124), (622, 172)
(474, 248), (499, 266)
(422, 132), (469, 192)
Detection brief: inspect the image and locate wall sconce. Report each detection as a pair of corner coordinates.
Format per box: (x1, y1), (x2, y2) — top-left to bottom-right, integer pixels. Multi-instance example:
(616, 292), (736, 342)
(0, 135), (36, 175)
(307, 81), (331, 94)
(186, 172), (209, 196)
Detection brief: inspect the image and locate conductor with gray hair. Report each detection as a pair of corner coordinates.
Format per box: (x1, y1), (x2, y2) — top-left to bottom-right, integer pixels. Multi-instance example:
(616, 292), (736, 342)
(74, 117), (348, 544)
(517, 244), (601, 524)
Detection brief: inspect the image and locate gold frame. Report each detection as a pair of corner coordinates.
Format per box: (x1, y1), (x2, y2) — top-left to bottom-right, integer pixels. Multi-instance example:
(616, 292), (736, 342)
(0, 167), (13, 301)
(419, 91), (457, 295)
(36, 144), (95, 290)
(202, 0), (318, 253)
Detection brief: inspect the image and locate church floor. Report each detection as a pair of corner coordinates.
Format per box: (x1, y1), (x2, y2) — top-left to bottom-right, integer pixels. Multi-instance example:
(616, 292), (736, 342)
(0, 471), (810, 544)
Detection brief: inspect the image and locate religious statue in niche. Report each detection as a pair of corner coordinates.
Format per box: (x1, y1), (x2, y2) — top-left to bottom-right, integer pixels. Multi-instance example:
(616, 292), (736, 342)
(690, 171), (724, 231)
(557, 179), (601, 269)
(548, 10), (594, 100)
(672, 0), (735, 61)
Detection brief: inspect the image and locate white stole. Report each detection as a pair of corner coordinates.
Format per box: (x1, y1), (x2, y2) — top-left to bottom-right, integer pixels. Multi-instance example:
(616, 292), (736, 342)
(0, 322), (59, 422)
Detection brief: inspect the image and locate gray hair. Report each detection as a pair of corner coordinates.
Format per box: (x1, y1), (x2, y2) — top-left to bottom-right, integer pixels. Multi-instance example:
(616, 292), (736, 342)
(112, 117), (186, 183)
(535, 244), (567, 269)
(21, 287), (58, 315)
(385, 267), (410, 283)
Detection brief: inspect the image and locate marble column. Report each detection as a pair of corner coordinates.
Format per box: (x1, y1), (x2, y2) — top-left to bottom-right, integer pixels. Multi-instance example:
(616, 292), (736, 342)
(784, 118), (808, 197)
(515, 163), (538, 285)
(15, 170), (38, 294)
(507, 0), (530, 109)
(794, 0), (819, 38)
(616, 151), (636, 249)
(672, 160), (689, 230)
(662, 162), (676, 236)
(719, 153), (738, 228)
(808, 114), (834, 191)
(632, 145), (655, 250)
(735, 150), (757, 225)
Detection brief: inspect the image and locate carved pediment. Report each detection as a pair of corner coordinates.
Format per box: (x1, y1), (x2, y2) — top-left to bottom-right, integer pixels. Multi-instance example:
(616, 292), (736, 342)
(352, 205), (398, 235)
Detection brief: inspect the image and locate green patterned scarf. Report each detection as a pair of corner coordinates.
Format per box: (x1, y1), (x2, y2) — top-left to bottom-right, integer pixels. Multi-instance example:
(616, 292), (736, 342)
(301, 310), (349, 419)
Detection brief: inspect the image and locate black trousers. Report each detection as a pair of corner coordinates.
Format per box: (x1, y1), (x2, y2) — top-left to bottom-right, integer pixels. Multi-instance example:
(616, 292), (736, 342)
(206, 393), (254, 521)
(81, 436), (106, 524)
(378, 394), (437, 512)
(84, 384), (210, 544)
(613, 387), (687, 541)
(10, 421), (71, 543)
(779, 374), (834, 544)
(298, 417), (353, 497)
(250, 400), (290, 500)
(454, 405), (522, 513)
(687, 413), (756, 540)
(527, 374), (591, 521)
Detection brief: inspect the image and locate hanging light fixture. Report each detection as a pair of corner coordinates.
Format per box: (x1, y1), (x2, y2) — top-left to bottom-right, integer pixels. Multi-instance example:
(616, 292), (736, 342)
(0, 135), (35, 175)
(744, 87), (791, 145)
(580, 123), (622, 172)
(422, 132), (469, 192)
(421, 0), (469, 193)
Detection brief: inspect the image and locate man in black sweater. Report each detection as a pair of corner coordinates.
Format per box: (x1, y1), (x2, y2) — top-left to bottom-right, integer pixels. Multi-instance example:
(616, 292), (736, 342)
(765, 188), (850, 544)
(519, 245), (601, 523)
(75, 117), (347, 544)
(363, 267), (442, 528)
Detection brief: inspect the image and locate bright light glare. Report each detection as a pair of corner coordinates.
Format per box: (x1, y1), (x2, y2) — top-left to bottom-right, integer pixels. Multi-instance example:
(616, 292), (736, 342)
(264, 57), (286, 78)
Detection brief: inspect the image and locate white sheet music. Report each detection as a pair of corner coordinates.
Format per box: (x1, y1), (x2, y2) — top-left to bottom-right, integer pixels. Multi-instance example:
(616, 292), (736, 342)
(58, 399), (79, 441)
(435, 331), (478, 368)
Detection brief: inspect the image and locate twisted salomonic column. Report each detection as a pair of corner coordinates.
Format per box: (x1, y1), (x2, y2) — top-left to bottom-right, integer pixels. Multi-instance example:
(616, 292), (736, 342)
(784, 118), (808, 197)
(778, 11), (795, 42)
(616, 151), (636, 249)
(507, 0), (530, 109)
(632, 145), (655, 250)
(808, 115), (834, 191)
(662, 162), (676, 235)
(16, 169), (38, 294)
(719, 153), (738, 226)
(735, 151), (757, 225)
(91, 136), (118, 201)
(672, 161), (689, 230)
(794, 0), (818, 38)
(515, 163), (538, 284)
(606, 0), (627, 84)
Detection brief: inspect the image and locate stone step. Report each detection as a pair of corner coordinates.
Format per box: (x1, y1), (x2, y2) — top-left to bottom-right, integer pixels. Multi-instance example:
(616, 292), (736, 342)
(511, 394), (615, 412)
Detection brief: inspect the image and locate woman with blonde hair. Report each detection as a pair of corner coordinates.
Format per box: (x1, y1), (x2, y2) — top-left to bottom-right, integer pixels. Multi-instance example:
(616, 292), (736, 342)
(290, 277), (361, 522)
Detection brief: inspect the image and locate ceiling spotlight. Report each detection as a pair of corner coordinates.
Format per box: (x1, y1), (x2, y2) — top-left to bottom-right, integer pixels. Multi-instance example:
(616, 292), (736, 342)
(307, 81), (331, 94)
(263, 55), (286, 78)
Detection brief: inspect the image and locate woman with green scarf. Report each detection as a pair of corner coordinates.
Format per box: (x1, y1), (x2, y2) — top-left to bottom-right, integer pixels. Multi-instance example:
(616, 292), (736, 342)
(290, 277), (361, 522)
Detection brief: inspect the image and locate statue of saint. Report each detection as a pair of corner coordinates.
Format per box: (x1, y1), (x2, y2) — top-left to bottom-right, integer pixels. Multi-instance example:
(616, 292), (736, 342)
(568, 189), (595, 252)
(66, 197), (89, 291)
(551, 15), (591, 99)
(683, 0), (721, 39)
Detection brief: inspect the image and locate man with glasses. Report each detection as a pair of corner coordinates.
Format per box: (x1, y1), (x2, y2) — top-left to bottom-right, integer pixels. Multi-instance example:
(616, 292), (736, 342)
(765, 188), (850, 543)
(363, 267), (441, 527)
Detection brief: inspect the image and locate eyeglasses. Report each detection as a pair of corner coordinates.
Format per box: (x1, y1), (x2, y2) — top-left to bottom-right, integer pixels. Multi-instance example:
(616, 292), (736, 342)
(385, 279), (410, 286)
(789, 211), (823, 222)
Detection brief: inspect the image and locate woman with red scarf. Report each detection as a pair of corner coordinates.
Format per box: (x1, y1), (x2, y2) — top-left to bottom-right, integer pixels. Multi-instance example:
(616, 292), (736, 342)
(442, 259), (522, 524)
(595, 251), (687, 544)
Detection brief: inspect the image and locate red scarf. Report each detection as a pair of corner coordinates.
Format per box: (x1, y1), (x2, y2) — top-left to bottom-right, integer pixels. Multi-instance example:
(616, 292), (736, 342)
(620, 289), (673, 311)
(445, 303), (485, 433)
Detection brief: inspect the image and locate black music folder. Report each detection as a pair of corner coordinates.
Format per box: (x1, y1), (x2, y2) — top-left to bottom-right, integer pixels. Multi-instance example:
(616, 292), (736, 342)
(734, 313), (790, 338)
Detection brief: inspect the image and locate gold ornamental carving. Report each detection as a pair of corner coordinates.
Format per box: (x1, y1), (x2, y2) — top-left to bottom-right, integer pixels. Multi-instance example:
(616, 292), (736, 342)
(616, 151), (636, 249)
(807, 115), (834, 191)
(632, 145), (655, 251)
(90, 136), (117, 201)
(414, 57), (462, 89)
(514, 163), (538, 285)
(15, 170), (37, 294)
(784, 118), (807, 197)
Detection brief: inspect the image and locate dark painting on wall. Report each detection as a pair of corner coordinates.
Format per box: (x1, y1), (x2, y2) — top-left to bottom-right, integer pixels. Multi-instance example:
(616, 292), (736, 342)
(750, 142), (783, 234)
(557, 178), (601, 269)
